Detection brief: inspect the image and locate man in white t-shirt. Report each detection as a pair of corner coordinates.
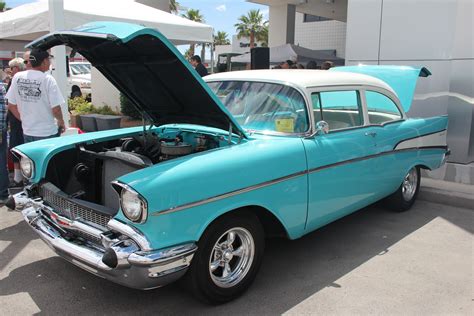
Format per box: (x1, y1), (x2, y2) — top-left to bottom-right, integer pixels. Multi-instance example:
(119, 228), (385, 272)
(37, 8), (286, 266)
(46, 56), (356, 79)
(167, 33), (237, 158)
(6, 49), (65, 143)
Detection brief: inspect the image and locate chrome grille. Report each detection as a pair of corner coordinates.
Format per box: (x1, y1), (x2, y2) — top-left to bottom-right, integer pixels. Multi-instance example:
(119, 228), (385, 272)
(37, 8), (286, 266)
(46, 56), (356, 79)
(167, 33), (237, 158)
(75, 230), (102, 243)
(39, 185), (111, 228)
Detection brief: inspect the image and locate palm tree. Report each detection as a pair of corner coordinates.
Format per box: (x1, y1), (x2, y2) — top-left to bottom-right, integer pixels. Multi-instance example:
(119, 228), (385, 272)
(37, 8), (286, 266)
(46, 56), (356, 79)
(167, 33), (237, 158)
(234, 9), (268, 49)
(181, 9), (204, 57)
(199, 42), (212, 64)
(260, 25), (269, 47)
(214, 31), (231, 47)
(169, 0), (179, 14)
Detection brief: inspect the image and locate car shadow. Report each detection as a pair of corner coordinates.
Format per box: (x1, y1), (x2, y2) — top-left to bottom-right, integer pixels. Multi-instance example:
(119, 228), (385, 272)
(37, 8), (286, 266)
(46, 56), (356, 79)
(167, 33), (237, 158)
(0, 201), (471, 314)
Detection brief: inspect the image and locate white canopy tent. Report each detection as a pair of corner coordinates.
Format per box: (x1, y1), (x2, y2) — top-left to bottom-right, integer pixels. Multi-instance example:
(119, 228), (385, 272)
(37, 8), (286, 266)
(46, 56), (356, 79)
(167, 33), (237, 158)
(231, 44), (344, 66)
(0, 0), (213, 44)
(1, 0), (213, 127)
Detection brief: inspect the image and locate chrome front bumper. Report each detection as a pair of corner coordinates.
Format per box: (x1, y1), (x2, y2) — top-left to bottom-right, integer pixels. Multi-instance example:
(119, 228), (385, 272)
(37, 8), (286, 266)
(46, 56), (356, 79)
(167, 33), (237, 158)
(14, 192), (197, 290)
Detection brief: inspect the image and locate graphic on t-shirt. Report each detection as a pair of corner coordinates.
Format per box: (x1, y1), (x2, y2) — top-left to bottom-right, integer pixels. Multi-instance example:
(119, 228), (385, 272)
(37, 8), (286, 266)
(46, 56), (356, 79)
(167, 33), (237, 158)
(17, 78), (42, 102)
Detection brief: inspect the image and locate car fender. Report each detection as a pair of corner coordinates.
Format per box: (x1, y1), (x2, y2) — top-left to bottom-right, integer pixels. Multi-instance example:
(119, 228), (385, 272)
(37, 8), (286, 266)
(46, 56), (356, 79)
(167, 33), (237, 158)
(116, 137), (309, 249)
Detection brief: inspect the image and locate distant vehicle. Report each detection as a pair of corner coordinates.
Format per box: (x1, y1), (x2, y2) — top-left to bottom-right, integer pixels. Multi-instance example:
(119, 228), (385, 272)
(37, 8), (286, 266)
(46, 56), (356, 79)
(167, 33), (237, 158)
(68, 61), (91, 100)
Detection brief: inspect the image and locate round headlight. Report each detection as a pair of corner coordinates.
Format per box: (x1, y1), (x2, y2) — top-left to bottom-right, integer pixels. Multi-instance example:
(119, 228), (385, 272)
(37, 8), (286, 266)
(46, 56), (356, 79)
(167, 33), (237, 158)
(20, 156), (34, 178)
(120, 188), (147, 223)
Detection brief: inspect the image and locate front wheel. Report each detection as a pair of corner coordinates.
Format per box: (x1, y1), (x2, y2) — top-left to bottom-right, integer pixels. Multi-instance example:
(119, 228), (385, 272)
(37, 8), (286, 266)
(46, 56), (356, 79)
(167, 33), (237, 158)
(186, 212), (264, 304)
(387, 166), (421, 212)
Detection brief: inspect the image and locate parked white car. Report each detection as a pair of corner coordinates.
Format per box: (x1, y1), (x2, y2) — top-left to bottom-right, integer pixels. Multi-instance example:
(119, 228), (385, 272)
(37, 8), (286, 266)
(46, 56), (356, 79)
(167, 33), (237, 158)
(68, 61), (91, 99)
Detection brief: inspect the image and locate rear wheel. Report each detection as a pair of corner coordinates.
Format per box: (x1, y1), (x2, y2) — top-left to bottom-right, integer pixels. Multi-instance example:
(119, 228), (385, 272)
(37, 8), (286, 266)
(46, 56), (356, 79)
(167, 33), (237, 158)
(186, 212), (264, 304)
(387, 166), (420, 212)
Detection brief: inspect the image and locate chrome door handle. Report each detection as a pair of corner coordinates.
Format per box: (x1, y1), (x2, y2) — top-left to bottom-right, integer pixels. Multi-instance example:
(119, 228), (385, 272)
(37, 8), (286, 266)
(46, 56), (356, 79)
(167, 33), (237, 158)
(365, 132), (377, 137)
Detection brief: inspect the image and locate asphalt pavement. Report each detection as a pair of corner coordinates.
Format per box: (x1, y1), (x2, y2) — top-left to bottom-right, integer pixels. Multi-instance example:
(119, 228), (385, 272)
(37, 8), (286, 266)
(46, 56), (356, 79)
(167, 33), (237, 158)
(0, 200), (472, 315)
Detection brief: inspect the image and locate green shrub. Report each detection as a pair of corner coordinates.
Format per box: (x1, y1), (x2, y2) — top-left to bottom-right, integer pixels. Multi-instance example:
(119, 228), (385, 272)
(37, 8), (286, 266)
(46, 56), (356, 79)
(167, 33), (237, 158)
(95, 104), (118, 115)
(120, 93), (142, 120)
(75, 102), (95, 115)
(69, 96), (119, 115)
(68, 96), (89, 112)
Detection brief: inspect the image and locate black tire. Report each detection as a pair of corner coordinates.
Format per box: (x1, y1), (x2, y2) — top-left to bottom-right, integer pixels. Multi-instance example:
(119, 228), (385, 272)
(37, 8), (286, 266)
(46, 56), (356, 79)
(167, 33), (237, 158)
(185, 211), (265, 304)
(386, 166), (421, 212)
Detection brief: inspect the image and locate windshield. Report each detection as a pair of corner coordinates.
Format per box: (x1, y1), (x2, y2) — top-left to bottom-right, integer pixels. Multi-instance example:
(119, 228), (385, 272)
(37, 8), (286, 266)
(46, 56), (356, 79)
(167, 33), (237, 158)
(70, 63), (91, 75)
(207, 81), (309, 134)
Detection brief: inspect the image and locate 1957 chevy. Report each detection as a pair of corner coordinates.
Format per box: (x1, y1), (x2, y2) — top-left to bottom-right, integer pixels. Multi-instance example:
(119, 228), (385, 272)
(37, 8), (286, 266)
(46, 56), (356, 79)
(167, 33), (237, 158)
(9, 22), (449, 303)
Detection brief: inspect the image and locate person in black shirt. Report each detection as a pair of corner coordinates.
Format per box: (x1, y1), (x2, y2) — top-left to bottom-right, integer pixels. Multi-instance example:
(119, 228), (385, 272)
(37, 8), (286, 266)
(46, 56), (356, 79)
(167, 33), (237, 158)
(190, 55), (208, 77)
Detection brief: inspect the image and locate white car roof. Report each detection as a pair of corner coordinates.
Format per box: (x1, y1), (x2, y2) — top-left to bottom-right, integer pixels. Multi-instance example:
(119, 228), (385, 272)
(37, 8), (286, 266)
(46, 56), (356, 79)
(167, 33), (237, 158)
(205, 69), (396, 95)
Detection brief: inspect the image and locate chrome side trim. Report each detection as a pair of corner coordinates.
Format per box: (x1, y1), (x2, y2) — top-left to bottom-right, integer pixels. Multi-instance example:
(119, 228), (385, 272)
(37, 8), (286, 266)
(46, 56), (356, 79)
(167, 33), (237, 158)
(107, 218), (152, 251)
(152, 146), (448, 216)
(393, 129), (447, 150)
(152, 170), (307, 216)
(307, 146), (448, 175)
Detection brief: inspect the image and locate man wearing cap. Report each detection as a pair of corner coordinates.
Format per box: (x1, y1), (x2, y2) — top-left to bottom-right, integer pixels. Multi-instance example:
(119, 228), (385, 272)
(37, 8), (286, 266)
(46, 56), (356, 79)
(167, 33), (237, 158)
(6, 49), (65, 143)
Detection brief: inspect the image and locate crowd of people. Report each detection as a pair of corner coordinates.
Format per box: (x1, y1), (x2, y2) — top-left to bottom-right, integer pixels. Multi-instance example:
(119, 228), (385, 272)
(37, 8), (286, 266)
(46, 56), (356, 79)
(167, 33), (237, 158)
(0, 48), (65, 204)
(273, 59), (334, 70)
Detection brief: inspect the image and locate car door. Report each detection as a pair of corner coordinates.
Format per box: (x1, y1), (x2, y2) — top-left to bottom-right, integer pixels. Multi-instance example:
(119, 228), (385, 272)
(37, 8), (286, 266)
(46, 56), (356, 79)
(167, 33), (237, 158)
(302, 87), (380, 233)
(362, 89), (408, 197)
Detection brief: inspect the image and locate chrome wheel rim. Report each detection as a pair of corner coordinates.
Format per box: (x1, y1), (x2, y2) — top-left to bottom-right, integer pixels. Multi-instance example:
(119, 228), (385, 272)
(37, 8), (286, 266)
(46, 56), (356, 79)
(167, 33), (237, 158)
(209, 227), (255, 288)
(402, 167), (418, 201)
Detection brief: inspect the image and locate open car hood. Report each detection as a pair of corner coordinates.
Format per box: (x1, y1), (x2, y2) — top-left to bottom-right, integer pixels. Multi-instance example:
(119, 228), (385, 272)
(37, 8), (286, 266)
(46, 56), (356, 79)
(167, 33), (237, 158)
(330, 65), (431, 112)
(27, 21), (246, 137)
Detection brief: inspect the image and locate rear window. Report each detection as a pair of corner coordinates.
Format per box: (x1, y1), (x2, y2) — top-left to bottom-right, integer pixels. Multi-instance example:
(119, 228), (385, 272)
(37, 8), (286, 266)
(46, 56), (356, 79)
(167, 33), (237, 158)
(365, 91), (402, 124)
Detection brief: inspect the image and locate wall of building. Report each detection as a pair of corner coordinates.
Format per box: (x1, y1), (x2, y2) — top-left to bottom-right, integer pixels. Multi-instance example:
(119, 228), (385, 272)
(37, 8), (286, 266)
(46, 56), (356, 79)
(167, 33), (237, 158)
(345, 0), (473, 164)
(269, 4), (295, 47)
(294, 12), (346, 58)
(91, 68), (121, 112)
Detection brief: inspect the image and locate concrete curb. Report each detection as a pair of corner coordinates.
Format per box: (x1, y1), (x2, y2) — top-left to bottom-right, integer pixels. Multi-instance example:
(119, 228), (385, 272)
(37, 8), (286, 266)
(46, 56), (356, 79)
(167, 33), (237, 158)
(419, 178), (474, 210)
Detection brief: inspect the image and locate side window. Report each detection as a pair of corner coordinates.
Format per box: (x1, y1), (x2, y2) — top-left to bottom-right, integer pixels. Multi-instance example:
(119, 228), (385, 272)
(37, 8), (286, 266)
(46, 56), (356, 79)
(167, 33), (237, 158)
(311, 90), (363, 131)
(365, 91), (403, 124)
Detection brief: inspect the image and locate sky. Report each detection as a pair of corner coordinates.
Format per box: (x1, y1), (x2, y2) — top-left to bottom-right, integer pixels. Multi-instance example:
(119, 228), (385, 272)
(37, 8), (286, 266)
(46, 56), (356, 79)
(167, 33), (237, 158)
(6, 0), (269, 41)
(178, 0), (268, 39)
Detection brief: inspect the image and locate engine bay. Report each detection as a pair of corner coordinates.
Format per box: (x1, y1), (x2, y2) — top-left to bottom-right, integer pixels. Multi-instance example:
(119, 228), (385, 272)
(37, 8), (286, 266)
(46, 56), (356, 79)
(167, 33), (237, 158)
(43, 128), (229, 210)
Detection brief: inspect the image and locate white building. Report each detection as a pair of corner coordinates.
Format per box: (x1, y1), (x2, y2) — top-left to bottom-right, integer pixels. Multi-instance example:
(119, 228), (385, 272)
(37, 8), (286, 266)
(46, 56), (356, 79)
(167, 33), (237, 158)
(250, 0), (474, 178)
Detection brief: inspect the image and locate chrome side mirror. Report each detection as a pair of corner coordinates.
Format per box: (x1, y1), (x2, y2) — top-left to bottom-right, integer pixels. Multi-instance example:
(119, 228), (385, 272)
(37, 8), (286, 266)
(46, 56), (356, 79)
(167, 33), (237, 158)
(315, 120), (329, 135)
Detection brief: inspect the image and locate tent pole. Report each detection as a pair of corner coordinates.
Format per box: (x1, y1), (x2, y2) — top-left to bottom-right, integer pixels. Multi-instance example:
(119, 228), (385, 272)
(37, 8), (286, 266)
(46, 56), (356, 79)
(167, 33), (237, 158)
(49, 0), (70, 128)
(210, 42), (214, 74)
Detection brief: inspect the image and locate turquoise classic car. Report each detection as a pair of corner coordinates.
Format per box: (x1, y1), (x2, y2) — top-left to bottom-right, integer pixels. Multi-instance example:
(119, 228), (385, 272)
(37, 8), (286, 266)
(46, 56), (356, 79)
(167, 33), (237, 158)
(10, 22), (449, 303)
